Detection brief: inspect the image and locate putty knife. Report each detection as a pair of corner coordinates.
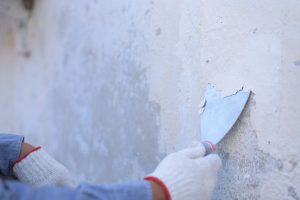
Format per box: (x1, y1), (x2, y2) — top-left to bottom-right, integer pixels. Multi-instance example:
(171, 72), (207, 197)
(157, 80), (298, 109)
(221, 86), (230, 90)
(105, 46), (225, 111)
(200, 84), (251, 155)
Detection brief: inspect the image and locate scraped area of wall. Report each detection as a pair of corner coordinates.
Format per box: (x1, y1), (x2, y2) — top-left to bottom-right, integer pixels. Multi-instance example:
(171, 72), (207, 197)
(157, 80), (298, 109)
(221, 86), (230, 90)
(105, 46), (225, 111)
(0, 0), (299, 199)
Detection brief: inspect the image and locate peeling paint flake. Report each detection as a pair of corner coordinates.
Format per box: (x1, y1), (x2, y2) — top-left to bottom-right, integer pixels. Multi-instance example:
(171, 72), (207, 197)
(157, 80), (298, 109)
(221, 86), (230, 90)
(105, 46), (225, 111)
(198, 98), (206, 115)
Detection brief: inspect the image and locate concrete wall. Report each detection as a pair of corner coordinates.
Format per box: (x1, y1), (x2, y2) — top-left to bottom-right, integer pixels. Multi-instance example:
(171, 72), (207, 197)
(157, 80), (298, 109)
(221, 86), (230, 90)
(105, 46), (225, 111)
(0, 0), (299, 199)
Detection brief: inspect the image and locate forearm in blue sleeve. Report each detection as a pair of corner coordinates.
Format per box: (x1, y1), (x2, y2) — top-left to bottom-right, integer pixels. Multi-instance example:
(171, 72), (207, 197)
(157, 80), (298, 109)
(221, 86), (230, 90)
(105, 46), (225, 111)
(0, 180), (153, 200)
(0, 134), (24, 176)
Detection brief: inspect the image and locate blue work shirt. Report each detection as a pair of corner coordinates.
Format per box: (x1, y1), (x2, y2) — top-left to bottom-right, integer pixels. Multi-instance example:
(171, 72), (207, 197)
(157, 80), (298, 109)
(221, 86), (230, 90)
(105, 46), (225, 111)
(0, 134), (152, 200)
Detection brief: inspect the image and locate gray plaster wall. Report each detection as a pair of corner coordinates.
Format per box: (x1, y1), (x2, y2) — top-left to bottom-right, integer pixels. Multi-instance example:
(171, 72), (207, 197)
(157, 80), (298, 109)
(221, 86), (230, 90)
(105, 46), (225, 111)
(0, 0), (299, 199)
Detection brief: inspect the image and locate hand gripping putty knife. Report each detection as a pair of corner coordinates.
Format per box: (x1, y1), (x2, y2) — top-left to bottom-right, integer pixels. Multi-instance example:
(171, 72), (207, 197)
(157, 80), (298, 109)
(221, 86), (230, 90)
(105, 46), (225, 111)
(200, 84), (251, 155)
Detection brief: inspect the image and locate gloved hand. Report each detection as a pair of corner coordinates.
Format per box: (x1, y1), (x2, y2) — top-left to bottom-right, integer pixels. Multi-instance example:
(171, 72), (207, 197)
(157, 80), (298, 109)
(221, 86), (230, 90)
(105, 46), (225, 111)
(13, 147), (77, 187)
(145, 142), (221, 200)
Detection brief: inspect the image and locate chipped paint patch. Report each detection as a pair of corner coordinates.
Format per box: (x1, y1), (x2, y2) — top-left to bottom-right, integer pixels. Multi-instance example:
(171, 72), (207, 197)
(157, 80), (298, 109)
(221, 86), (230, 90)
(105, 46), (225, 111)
(294, 60), (300, 66)
(213, 96), (283, 199)
(22, 0), (34, 11)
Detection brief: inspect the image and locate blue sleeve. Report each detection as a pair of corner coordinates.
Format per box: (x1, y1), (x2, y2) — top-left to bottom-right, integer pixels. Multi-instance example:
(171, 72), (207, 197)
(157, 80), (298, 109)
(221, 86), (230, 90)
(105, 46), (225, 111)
(0, 180), (152, 200)
(0, 134), (24, 176)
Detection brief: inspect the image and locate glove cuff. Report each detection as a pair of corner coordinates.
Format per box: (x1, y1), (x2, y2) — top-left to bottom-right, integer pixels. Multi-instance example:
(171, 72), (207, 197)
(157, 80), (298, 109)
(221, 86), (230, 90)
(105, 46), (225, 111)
(14, 146), (42, 166)
(146, 169), (193, 200)
(13, 147), (76, 187)
(145, 176), (172, 200)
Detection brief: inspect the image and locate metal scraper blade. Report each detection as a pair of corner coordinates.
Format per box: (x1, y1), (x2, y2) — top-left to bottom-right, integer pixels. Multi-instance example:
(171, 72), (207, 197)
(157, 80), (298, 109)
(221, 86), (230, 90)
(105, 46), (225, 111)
(200, 84), (251, 144)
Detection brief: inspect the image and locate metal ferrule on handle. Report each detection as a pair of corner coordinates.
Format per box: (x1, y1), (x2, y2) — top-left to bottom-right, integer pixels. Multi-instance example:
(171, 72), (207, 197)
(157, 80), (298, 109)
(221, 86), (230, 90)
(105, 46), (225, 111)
(202, 141), (217, 156)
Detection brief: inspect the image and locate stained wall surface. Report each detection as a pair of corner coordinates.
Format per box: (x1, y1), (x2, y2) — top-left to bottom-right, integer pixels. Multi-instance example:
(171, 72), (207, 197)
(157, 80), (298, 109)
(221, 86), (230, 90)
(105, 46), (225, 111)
(0, 0), (299, 199)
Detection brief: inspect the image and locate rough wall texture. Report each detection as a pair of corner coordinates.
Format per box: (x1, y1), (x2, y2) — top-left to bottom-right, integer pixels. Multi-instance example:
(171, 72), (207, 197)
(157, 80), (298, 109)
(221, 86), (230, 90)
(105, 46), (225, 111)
(0, 0), (299, 199)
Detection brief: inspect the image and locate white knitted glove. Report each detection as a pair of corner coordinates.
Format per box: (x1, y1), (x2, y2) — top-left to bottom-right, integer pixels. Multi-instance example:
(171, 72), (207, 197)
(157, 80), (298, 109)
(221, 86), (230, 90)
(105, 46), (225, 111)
(13, 147), (77, 187)
(145, 142), (221, 200)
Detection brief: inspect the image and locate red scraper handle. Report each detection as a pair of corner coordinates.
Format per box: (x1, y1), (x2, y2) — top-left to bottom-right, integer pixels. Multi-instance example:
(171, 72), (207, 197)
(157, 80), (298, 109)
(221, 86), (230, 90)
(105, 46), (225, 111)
(202, 141), (217, 156)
